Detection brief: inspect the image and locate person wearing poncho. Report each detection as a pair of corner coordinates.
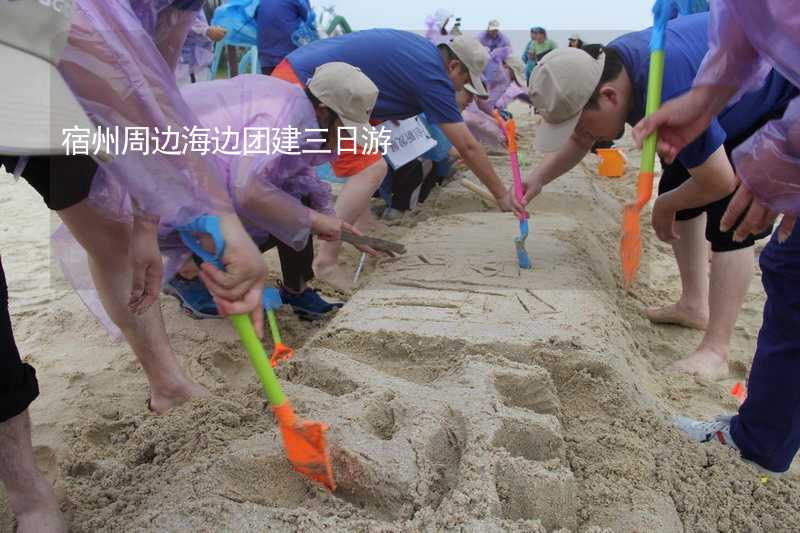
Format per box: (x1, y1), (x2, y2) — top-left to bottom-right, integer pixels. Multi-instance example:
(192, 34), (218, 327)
(633, 0), (800, 475)
(56, 65), (379, 332)
(11, 0), (272, 416)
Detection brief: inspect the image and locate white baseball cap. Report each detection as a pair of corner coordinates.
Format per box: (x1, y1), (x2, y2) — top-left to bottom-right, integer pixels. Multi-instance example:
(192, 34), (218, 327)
(308, 62), (379, 147)
(487, 20), (500, 31)
(443, 36), (490, 98)
(529, 48), (605, 152)
(0, 0), (95, 155)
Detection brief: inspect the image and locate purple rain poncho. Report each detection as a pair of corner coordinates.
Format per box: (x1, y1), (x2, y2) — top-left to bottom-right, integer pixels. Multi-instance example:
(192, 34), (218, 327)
(479, 30), (512, 104)
(59, 0), (236, 228)
(54, 74), (334, 337)
(694, 0), (799, 215)
(178, 11), (214, 73)
(424, 10), (452, 46)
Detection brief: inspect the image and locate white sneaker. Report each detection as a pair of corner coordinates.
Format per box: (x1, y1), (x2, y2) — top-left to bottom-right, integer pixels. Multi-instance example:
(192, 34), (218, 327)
(673, 414), (738, 449)
(674, 414), (786, 477)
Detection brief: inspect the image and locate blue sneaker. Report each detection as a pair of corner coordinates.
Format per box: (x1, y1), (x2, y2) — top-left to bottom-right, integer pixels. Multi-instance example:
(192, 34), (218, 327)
(279, 286), (343, 320)
(163, 275), (220, 319)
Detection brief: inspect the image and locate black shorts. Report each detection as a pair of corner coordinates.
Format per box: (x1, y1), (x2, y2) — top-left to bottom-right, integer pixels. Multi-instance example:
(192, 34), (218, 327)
(0, 155), (97, 211)
(657, 108), (788, 253)
(0, 257), (39, 423)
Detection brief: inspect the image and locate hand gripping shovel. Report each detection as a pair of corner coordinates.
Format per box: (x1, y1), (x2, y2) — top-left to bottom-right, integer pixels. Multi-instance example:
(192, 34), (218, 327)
(262, 288), (294, 368)
(178, 215), (335, 490)
(494, 111), (532, 269)
(620, 0), (673, 286)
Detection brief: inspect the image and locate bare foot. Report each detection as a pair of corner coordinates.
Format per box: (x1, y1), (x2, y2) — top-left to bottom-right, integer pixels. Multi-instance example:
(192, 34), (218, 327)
(148, 380), (210, 415)
(15, 477), (66, 533)
(643, 302), (708, 330)
(314, 261), (355, 293)
(669, 346), (730, 381)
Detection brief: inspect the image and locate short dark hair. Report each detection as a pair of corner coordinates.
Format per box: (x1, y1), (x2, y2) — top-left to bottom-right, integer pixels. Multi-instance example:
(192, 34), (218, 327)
(582, 46), (625, 109)
(437, 43), (467, 75)
(305, 87), (340, 138)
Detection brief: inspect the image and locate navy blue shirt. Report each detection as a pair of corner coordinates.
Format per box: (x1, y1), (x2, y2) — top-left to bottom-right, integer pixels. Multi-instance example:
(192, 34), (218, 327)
(611, 13), (797, 169)
(257, 0), (310, 69)
(286, 29), (464, 124)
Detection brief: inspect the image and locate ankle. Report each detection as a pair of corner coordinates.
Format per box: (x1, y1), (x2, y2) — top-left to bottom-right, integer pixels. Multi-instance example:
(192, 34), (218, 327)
(697, 343), (729, 361)
(676, 299), (708, 316)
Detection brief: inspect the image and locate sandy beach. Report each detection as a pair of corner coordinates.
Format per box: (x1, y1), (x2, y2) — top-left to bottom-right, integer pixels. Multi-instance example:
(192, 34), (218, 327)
(1, 104), (798, 532)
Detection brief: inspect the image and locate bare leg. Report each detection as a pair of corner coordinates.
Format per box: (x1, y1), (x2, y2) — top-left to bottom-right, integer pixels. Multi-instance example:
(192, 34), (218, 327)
(670, 247), (754, 380)
(314, 159), (387, 292)
(58, 201), (208, 413)
(0, 411), (65, 533)
(644, 216), (710, 330)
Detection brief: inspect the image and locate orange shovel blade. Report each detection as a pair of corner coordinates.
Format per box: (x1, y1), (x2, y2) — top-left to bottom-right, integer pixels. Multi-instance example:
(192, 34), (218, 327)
(270, 343), (295, 368)
(273, 403), (336, 490)
(620, 171), (655, 286)
(621, 205), (643, 287)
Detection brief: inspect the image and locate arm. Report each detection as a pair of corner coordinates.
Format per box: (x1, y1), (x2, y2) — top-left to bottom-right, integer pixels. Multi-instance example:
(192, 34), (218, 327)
(658, 147), (738, 212)
(651, 146), (738, 242)
(154, 7), (199, 72)
(438, 122), (523, 216)
(694, 0), (771, 105)
(63, 0), (265, 320)
(521, 132), (593, 204)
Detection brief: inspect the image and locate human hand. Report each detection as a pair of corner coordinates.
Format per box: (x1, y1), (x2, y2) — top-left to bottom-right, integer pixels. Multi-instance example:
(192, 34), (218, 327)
(128, 215), (163, 315)
(520, 178), (543, 206)
(496, 188), (528, 219)
(206, 26), (228, 42)
(720, 181), (795, 243)
(310, 210), (347, 241)
(197, 214), (265, 337)
(632, 87), (716, 165)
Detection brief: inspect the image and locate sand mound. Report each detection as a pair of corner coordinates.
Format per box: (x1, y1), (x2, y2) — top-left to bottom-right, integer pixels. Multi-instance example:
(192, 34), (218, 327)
(2, 109), (799, 532)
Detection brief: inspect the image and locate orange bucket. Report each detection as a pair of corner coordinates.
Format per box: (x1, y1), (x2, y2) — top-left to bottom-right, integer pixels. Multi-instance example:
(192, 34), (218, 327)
(597, 148), (626, 178)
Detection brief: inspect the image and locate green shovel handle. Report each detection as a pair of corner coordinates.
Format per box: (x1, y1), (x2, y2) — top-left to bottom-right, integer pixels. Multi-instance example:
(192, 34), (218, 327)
(641, 49), (666, 175)
(230, 314), (287, 406)
(266, 310), (283, 346)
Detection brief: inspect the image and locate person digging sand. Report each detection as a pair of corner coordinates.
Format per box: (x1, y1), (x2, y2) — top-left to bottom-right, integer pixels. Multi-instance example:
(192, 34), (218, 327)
(633, 0), (799, 476)
(519, 13), (797, 381)
(162, 67), (380, 320)
(273, 30), (527, 291)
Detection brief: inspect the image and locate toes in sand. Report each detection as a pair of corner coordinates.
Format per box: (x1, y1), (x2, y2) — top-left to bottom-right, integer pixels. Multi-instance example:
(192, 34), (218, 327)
(668, 348), (730, 381)
(644, 303), (709, 331)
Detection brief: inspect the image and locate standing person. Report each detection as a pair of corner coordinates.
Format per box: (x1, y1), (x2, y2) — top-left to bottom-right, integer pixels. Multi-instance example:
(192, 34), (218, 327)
(522, 27), (556, 82)
(480, 20), (513, 115)
(176, 11), (227, 86)
(517, 13), (796, 381)
(425, 9), (452, 45)
(3, 0), (269, 415)
(0, 2), (102, 530)
(568, 34), (584, 49)
(274, 30), (525, 290)
(257, 0), (313, 75)
(633, 0), (799, 475)
(481, 20), (512, 57)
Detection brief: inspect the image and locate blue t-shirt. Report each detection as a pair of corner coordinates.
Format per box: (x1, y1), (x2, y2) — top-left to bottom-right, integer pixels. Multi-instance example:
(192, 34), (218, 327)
(611, 13), (797, 169)
(287, 29), (464, 125)
(257, 0), (310, 69)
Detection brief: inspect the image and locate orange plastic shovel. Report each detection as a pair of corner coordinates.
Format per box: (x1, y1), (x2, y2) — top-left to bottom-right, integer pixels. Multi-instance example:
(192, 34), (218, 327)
(178, 216), (335, 490)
